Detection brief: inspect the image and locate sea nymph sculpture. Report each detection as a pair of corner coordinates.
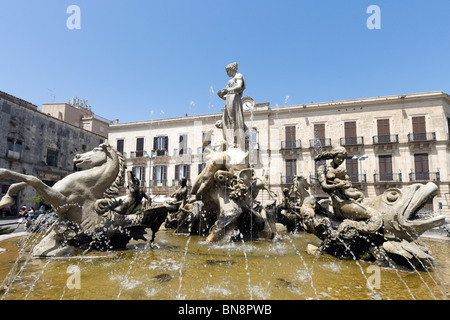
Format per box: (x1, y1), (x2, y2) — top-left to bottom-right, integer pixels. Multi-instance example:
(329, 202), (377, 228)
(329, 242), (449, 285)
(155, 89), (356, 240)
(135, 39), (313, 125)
(300, 146), (445, 270)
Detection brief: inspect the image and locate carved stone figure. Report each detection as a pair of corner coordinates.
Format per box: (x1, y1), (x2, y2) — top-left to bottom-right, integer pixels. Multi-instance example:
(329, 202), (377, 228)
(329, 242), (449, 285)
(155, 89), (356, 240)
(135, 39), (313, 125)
(301, 146), (445, 270)
(314, 147), (382, 234)
(190, 87), (278, 242)
(217, 62), (247, 150)
(0, 142), (168, 257)
(107, 170), (151, 215)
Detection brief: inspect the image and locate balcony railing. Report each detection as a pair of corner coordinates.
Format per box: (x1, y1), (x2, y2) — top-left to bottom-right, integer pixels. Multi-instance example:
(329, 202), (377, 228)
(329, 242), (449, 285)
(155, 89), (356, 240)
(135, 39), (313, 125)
(309, 138), (332, 149)
(340, 136), (364, 146)
(173, 148), (192, 156)
(374, 173), (402, 182)
(281, 140), (302, 149)
(153, 149), (167, 156)
(407, 132), (436, 143)
(409, 172), (440, 182)
(150, 180), (168, 187)
(349, 174), (367, 183)
(280, 175), (295, 184)
(172, 179), (192, 187)
(373, 134), (399, 144)
(130, 150), (148, 158)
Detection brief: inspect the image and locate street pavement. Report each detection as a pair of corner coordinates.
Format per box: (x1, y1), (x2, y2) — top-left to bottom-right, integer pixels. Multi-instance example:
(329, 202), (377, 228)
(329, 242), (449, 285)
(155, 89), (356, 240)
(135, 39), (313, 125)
(0, 217), (25, 233)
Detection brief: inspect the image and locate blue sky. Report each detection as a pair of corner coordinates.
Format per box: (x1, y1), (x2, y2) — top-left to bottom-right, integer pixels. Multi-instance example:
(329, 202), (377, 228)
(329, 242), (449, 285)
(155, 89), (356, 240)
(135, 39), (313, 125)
(1, 0), (450, 123)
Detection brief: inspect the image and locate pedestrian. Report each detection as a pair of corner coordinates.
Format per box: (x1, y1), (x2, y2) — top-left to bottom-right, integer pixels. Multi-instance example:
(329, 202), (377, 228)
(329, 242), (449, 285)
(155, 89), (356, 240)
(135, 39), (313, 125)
(28, 207), (35, 219)
(16, 206), (28, 229)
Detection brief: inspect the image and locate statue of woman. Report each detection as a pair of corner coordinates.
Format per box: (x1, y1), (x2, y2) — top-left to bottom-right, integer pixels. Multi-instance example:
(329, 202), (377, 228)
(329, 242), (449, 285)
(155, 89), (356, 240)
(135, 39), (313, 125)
(315, 147), (382, 233)
(217, 62), (247, 150)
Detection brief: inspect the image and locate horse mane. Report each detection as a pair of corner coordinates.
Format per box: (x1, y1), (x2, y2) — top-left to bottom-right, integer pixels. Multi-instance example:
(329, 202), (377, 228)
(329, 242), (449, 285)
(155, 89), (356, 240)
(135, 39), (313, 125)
(102, 145), (126, 199)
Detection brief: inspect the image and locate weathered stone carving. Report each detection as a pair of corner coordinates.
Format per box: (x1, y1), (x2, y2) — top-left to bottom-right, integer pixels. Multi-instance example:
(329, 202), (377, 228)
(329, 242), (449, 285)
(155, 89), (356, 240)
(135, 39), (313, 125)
(0, 142), (168, 257)
(188, 63), (278, 242)
(301, 146), (445, 270)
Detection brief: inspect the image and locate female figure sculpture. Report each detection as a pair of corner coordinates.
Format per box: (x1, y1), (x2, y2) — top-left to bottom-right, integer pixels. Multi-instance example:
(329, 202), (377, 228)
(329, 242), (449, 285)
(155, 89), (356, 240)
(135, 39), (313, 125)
(314, 146), (382, 233)
(217, 62), (247, 150)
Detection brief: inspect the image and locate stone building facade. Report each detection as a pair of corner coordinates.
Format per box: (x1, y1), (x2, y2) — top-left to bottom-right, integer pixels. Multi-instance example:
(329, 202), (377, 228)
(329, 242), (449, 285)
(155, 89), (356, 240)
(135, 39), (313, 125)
(0, 91), (106, 209)
(109, 91), (450, 220)
(42, 97), (111, 138)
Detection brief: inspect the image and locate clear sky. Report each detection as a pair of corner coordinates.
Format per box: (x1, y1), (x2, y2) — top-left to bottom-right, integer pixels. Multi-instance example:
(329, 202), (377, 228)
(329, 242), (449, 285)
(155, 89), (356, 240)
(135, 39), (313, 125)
(1, 0), (450, 123)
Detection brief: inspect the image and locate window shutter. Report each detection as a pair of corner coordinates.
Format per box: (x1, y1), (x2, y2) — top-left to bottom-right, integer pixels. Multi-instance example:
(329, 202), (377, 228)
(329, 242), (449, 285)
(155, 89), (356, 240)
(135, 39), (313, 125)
(164, 136), (169, 150)
(175, 165), (179, 180)
(186, 165), (191, 180)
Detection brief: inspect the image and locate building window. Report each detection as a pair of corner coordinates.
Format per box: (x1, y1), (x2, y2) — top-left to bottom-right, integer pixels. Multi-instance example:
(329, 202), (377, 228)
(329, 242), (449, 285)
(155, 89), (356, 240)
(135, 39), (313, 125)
(132, 166), (146, 186)
(346, 157), (359, 183)
(153, 165), (167, 186)
(284, 125), (296, 148)
(179, 134), (188, 155)
(378, 155), (393, 181)
(6, 139), (22, 160)
(344, 121), (357, 145)
(284, 159), (297, 184)
(154, 136), (168, 156)
(116, 139), (124, 154)
(413, 153), (429, 180)
(47, 149), (58, 167)
(202, 132), (212, 152)
(175, 164), (191, 181)
(136, 137), (144, 157)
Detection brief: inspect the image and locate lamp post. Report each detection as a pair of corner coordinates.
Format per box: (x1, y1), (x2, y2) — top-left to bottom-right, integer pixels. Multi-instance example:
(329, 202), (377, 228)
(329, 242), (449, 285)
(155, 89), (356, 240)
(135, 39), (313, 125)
(352, 154), (368, 191)
(144, 151), (156, 194)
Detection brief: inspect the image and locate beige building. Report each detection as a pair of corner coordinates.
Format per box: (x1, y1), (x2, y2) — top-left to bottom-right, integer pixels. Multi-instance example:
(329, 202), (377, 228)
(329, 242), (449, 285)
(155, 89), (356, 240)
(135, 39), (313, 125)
(42, 97), (111, 138)
(108, 91), (450, 221)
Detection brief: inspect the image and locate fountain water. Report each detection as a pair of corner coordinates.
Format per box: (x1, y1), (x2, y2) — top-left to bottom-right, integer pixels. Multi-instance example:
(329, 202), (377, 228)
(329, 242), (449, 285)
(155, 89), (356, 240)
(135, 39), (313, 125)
(0, 63), (449, 301)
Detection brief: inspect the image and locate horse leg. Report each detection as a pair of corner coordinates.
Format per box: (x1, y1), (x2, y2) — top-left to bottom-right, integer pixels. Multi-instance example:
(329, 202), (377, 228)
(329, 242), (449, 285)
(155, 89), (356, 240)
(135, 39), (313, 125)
(0, 169), (67, 214)
(0, 182), (27, 208)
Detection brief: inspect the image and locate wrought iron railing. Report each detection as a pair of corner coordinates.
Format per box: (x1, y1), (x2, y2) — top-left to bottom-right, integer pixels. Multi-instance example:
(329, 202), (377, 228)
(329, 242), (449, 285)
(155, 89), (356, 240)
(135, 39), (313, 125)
(407, 132), (436, 142)
(340, 136), (364, 146)
(372, 134), (399, 144)
(281, 140), (302, 149)
(309, 138), (332, 148)
(409, 172), (440, 182)
(374, 173), (402, 182)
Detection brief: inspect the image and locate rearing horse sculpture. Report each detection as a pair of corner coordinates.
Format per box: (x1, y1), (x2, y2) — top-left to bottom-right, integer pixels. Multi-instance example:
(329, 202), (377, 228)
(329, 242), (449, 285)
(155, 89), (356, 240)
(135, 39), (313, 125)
(0, 142), (168, 257)
(0, 142), (124, 228)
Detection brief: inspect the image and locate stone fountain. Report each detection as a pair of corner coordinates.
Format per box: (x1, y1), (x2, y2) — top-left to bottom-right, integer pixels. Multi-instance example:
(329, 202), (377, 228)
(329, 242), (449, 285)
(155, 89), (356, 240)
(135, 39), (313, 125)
(0, 63), (445, 276)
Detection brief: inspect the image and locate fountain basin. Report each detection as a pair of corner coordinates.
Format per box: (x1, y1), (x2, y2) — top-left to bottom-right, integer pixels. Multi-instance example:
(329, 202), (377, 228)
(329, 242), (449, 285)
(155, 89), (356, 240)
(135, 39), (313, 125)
(0, 230), (448, 300)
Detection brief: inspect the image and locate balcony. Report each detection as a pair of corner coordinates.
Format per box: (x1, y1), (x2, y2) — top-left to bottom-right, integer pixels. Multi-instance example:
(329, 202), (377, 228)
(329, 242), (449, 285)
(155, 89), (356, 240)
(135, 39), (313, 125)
(407, 132), (436, 143)
(409, 172), (440, 182)
(340, 136), (364, 146)
(309, 138), (332, 149)
(150, 180), (168, 187)
(6, 150), (21, 160)
(172, 179), (192, 187)
(349, 174), (367, 183)
(281, 140), (302, 150)
(280, 175), (295, 185)
(374, 173), (402, 183)
(153, 149), (168, 157)
(130, 150), (148, 158)
(373, 134), (399, 145)
(173, 147), (192, 156)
